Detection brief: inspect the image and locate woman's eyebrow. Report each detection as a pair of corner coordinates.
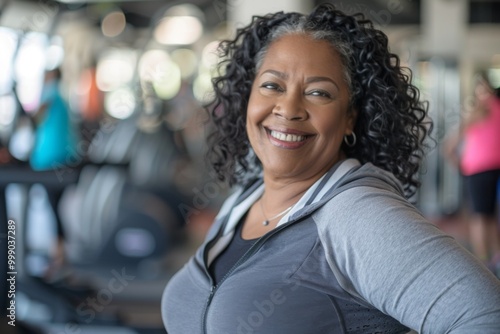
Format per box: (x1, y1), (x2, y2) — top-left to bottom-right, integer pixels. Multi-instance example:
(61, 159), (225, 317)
(261, 69), (338, 86)
(305, 76), (340, 91)
(260, 69), (288, 80)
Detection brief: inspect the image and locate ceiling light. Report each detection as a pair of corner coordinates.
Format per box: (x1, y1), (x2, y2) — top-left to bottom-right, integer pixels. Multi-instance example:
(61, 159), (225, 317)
(101, 10), (126, 38)
(154, 16), (203, 45)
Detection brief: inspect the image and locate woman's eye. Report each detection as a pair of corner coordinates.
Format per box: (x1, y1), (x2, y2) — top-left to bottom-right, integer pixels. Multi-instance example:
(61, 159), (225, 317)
(260, 82), (282, 91)
(308, 90), (332, 98)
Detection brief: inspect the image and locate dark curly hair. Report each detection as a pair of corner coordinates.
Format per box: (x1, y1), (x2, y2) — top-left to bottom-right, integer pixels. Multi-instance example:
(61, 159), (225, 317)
(206, 3), (431, 197)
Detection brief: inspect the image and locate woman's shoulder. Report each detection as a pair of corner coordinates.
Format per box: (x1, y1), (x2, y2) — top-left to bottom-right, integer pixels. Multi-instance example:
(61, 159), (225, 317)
(338, 162), (406, 198)
(315, 163), (424, 233)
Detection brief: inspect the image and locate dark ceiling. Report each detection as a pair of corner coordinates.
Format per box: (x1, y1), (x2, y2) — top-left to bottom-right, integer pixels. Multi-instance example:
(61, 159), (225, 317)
(3, 0), (500, 31)
(81, 0), (228, 28)
(315, 0), (500, 25)
(315, 0), (421, 25)
(1, 0), (228, 29)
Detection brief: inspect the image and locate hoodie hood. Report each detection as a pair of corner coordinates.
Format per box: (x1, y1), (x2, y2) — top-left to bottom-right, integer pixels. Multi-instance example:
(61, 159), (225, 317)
(213, 159), (405, 238)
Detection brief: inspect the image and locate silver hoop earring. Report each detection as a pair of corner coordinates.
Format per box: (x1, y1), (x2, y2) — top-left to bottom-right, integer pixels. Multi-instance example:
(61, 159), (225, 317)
(343, 133), (356, 147)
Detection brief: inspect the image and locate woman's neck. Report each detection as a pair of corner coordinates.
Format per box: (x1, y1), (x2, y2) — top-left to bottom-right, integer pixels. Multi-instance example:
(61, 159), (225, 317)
(260, 158), (343, 210)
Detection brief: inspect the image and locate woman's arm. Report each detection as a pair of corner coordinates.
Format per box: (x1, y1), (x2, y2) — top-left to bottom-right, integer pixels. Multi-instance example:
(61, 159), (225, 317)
(317, 186), (500, 333)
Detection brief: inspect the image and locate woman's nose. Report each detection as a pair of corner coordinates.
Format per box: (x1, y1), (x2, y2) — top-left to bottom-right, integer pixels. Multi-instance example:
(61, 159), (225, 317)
(272, 91), (308, 121)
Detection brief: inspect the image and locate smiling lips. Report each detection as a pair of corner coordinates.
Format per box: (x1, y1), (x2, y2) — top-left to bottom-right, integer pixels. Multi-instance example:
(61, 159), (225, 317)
(270, 130), (305, 142)
(266, 128), (312, 149)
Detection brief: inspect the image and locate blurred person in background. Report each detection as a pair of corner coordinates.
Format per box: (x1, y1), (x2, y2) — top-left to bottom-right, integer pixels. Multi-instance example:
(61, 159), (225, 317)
(30, 67), (79, 171)
(162, 4), (500, 333)
(445, 71), (500, 275)
(29, 67), (80, 278)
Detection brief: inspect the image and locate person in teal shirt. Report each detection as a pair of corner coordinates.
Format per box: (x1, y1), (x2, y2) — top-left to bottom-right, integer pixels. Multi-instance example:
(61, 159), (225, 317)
(30, 68), (79, 171)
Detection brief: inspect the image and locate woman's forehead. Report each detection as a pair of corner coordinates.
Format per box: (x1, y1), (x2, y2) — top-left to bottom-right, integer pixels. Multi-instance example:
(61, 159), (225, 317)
(257, 34), (345, 77)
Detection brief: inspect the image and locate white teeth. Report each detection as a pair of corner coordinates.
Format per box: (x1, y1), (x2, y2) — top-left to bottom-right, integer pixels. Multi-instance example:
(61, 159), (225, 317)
(270, 130), (305, 142)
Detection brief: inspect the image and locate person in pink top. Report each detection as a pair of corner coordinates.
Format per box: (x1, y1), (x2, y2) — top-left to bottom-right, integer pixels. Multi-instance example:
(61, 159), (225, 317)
(446, 72), (500, 273)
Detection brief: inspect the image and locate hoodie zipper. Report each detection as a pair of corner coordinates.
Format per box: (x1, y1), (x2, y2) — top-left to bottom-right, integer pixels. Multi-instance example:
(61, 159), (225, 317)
(201, 220), (296, 334)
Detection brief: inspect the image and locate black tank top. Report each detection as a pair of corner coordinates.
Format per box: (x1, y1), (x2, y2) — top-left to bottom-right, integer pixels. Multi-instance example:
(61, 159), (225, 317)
(208, 216), (257, 285)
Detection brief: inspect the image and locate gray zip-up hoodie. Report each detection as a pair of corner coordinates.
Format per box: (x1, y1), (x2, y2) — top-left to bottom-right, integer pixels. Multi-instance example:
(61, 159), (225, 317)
(162, 159), (500, 334)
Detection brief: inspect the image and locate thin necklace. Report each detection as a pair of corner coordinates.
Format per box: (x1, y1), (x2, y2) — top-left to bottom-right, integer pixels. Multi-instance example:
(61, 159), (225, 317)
(259, 199), (293, 226)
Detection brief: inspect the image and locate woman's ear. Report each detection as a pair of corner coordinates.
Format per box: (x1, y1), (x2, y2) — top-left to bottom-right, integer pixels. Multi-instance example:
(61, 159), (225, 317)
(346, 109), (358, 134)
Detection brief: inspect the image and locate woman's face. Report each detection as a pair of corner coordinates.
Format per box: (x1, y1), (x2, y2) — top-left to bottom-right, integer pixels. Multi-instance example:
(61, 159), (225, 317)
(246, 34), (356, 182)
(475, 79), (493, 103)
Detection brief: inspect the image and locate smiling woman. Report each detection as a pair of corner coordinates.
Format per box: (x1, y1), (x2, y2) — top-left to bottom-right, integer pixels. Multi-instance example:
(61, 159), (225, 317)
(161, 4), (500, 334)
(246, 34), (355, 186)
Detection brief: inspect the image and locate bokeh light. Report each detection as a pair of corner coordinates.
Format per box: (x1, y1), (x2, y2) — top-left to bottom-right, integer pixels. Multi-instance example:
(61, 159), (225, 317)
(96, 49), (137, 92)
(154, 4), (204, 45)
(104, 87), (136, 119)
(101, 10), (126, 38)
(152, 60), (181, 100)
(0, 93), (17, 126)
(171, 48), (198, 79)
